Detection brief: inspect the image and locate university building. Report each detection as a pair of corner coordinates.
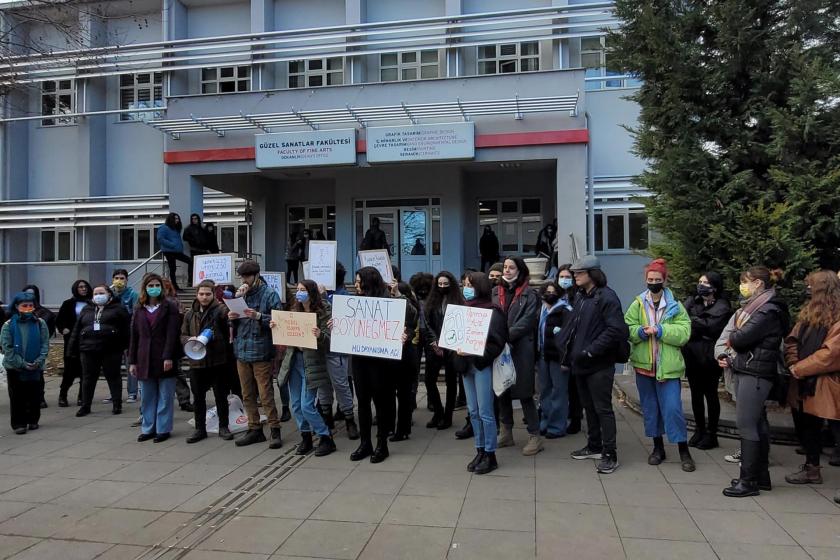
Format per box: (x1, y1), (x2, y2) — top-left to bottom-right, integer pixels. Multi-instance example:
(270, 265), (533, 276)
(0, 0), (649, 307)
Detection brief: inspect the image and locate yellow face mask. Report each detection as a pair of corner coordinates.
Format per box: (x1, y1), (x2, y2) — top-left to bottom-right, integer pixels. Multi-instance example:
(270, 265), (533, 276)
(739, 282), (754, 299)
(112, 279), (126, 290)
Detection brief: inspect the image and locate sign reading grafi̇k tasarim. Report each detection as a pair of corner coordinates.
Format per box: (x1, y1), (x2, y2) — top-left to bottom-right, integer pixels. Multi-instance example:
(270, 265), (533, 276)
(256, 129), (356, 168)
(366, 122), (475, 163)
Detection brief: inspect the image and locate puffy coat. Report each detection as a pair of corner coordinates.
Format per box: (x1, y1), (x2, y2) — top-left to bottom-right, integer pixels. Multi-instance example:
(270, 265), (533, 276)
(625, 288), (691, 381)
(493, 282), (539, 399)
(156, 224), (184, 253)
(128, 299), (182, 380)
(231, 279), (282, 363)
(683, 296), (732, 371)
(728, 290), (790, 380)
(784, 321), (840, 421)
(278, 304), (332, 391)
(180, 299), (230, 369)
(69, 301), (131, 356)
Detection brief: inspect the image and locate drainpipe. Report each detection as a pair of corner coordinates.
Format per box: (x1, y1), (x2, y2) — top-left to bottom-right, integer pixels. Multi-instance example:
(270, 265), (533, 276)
(585, 111), (595, 255)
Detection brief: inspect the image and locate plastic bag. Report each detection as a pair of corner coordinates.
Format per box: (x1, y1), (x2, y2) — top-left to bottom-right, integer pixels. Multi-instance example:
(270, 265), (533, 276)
(186, 394), (265, 433)
(0, 353), (6, 388)
(492, 344), (516, 397)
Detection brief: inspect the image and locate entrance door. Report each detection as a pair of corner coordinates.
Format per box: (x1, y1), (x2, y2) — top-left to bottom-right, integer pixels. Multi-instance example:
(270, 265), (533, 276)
(359, 207), (431, 280)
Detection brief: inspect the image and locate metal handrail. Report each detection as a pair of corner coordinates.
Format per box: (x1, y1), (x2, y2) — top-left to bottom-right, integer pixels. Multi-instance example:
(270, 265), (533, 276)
(127, 250), (164, 278)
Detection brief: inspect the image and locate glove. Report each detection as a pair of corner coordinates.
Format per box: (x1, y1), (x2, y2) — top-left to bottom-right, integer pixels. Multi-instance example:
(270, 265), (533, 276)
(637, 326), (649, 341)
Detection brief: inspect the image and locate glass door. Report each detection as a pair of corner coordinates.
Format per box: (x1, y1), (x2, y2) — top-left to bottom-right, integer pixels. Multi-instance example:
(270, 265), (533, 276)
(398, 208), (430, 280)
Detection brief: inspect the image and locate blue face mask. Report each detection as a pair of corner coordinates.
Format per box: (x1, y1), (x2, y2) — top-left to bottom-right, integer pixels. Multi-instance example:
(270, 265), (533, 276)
(295, 291), (309, 303)
(462, 287), (475, 301)
(559, 277), (574, 290)
(146, 286), (162, 298)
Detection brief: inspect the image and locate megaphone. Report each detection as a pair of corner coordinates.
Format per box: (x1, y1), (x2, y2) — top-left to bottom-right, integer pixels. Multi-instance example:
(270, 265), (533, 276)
(184, 328), (213, 360)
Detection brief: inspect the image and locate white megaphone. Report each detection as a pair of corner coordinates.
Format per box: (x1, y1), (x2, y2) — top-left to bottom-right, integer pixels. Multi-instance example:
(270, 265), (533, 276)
(184, 328), (213, 360)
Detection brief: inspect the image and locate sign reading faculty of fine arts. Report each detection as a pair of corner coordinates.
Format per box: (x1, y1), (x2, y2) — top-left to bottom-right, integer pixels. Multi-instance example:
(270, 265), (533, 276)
(255, 129), (356, 168)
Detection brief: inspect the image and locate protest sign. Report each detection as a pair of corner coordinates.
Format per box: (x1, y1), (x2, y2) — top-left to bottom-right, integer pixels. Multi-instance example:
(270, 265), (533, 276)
(193, 253), (236, 286)
(437, 304), (493, 356)
(308, 240), (337, 290)
(262, 271), (287, 303)
(224, 297), (249, 316)
(302, 261), (310, 281)
(271, 310), (318, 349)
(330, 295), (406, 360)
(358, 249), (394, 283)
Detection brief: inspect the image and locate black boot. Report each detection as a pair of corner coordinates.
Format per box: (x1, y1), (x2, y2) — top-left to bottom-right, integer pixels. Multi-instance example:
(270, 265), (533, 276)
(345, 416), (360, 440)
(58, 393), (69, 407)
(679, 442), (696, 472)
(319, 405), (335, 432)
(334, 407), (346, 422)
(474, 451), (498, 475)
(269, 427), (283, 449)
(315, 434), (337, 457)
(426, 412), (442, 429)
(370, 437), (390, 464)
(186, 429), (208, 444)
(455, 417), (474, 440)
(467, 449), (484, 472)
(757, 435), (772, 491)
(218, 426), (234, 441)
(280, 406), (292, 422)
(648, 437), (666, 465)
(689, 429), (705, 447)
(235, 427), (267, 447)
(696, 433), (719, 450)
(76, 406), (91, 417)
(296, 432), (314, 455)
(567, 417), (581, 435)
(723, 439), (761, 497)
(350, 440), (373, 461)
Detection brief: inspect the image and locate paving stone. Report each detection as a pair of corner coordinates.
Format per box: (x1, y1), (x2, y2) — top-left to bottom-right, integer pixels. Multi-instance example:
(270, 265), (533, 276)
(710, 543), (813, 560)
(0, 502), (35, 525)
(184, 551), (269, 560)
(0, 478), (36, 495)
(245, 488), (329, 519)
(101, 460), (182, 483)
(536, 502), (617, 538)
(0, 535), (39, 559)
(623, 538), (717, 560)
(277, 520), (376, 559)
(536, 535), (624, 560)
(111, 482), (204, 511)
(466, 474), (534, 502)
(92, 544), (149, 560)
(612, 505), (705, 542)
(382, 495), (462, 527)
(51, 480), (147, 507)
(753, 486), (840, 514)
(0, 503), (96, 538)
(768, 512), (840, 548)
(310, 492), (393, 524)
(457, 497), (534, 532)
(690, 509), (797, 546)
(158, 463), (236, 485)
(603, 479), (682, 508)
(7, 538), (111, 560)
(360, 524), (453, 560)
(54, 459), (132, 480)
(197, 515), (301, 554)
(671, 483), (762, 512)
(534, 473), (607, 505)
(52, 507), (165, 543)
(0, 477), (87, 503)
(334, 470), (408, 495)
(400, 471), (471, 499)
(275, 468), (349, 493)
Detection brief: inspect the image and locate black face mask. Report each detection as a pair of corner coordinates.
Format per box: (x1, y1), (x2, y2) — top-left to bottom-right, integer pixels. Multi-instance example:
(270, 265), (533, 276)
(543, 293), (559, 305)
(697, 284), (715, 297)
(438, 286), (450, 294)
(647, 283), (664, 294)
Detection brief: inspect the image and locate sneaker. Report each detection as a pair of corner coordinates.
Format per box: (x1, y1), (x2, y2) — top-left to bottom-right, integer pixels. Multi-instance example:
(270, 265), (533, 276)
(571, 446), (603, 460)
(130, 416), (142, 427)
(13, 427), (27, 435)
(596, 452), (619, 474)
(102, 397), (113, 404)
(126, 395), (137, 404)
(724, 449), (742, 464)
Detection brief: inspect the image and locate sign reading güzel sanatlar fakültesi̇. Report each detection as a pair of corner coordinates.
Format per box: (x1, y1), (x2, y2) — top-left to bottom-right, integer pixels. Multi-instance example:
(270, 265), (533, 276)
(255, 129), (356, 168)
(365, 122), (475, 163)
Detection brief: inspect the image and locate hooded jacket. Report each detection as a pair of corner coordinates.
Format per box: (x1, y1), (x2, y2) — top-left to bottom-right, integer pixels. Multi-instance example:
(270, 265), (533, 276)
(56, 280), (92, 357)
(625, 288), (691, 381)
(69, 299), (131, 356)
(728, 289), (790, 379)
(180, 298), (230, 369)
(183, 214), (208, 253)
(156, 222), (184, 253)
(682, 295), (732, 371)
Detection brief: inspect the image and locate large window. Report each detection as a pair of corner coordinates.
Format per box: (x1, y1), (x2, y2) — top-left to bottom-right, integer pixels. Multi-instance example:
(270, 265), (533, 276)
(118, 226), (158, 260)
(201, 66), (251, 94)
(477, 42), (539, 75)
(288, 205), (336, 243)
(41, 80), (76, 126)
(593, 210), (649, 253)
(119, 73), (164, 121)
(581, 36), (634, 90)
(478, 198), (542, 255)
(288, 58), (344, 88)
(40, 229), (74, 262)
(380, 50), (439, 82)
(216, 224), (251, 258)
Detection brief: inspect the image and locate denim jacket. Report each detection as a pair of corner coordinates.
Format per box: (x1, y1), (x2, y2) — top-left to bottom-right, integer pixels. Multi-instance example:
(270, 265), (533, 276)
(231, 279), (282, 363)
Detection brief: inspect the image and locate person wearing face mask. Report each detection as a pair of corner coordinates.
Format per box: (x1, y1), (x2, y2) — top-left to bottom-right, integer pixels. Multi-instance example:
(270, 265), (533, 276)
(1, 293), (50, 434)
(538, 280), (575, 439)
(275, 281), (336, 457)
(718, 266), (789, 497)
(391, 281), (420, 442)
(493, 257), (543, 456)
(683, 272), (732, 450)
(21, 285), (55, 410)
(555, 266), (583, 434)
(625, 259), (695, 472)
(129, 273), (183, 443)
(420, 271), (465, 430)
(109, 269), (140, 404)
(68, 285), (131, 417)
(56, 279), (93, 407)
(487, 263), (504, 287)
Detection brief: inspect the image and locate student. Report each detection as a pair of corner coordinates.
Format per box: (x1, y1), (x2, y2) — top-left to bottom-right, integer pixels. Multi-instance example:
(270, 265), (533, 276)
(556, 266), (583, 434)
(229, 260), (283, 449)
(55, 279), (92, 407)
(538, 280), (574, 438)
(69, 285), (131, 416)
(1, 293), (49, 434)
(204, 222), (221, 254)
(479, 226), (501, 273)
(157, 212), (191, 291)
(487, 263), (504, 287)
(181, 280), (234, 443)
(625, 259), (695, 472)
(183, 213), (210, 258)
(161, 278), (194, 413)
(286, 232), (304, 285)
(22, 284), (55, 410)
(110, 269), (140, 403)
(559, 255), (629, 474)
(719, 266), (789, 497)
(276, 281), (336, 457)
(391, 281), (420, 441)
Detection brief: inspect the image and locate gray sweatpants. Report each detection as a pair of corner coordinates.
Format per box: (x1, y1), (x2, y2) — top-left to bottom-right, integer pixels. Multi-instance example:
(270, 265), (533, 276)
(317, 353), (355, 416)
(734, 373), (772, 442)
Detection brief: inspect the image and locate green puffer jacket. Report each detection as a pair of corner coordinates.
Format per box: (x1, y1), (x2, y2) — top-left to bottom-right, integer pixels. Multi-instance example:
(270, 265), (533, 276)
(625, 288), (691, 381)
(278, 303), (332, 392)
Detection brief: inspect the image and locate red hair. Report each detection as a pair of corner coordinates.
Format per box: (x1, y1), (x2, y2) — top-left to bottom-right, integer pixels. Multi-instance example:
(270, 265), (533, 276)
(645, 258), (668, 280)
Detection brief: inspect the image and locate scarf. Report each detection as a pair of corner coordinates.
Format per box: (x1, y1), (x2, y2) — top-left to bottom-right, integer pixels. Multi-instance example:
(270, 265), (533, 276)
(11, 314), (41, 366)
(498, 281), (527, 313)
(735, 288), (776, 329)
(797, 323), (828, 398)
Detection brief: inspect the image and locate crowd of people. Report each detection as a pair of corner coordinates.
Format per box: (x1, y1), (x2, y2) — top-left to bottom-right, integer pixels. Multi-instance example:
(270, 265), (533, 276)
(2, 249), (839, 502)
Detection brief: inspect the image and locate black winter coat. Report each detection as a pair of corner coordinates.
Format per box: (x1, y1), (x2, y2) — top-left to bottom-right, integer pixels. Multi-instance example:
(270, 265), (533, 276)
(682, 296), (732, 371)
(557, 285), (628, 376)
(493, 283), (540, 399)
(729, 292), (790, 380)
(542, 299), (574, 362)
(180, 299), (230, 369)
(68, 301), (131, 356)
(57, 297), (91, 358)
(183, 224), (208, 252)
(468, 302), (508, 371)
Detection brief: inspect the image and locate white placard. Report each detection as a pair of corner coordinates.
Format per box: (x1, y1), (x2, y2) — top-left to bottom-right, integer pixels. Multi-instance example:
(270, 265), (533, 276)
(330, 295), (406, 360)
(302, 261), (310, 281)
(262, 271), (286, 303)
(437, 304), (493, 356)
(193, 253), (236, 286)
(358, 250), (394, 284)
(224, 297), (249, 315)
(366, 122), (475, 163)
(307, 240), (337, 290)
(256, 129), (356, 169)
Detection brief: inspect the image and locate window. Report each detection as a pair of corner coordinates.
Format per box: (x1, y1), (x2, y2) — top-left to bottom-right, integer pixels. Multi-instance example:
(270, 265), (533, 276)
(201, 66), (251, 94)
(581, 36), (632, 90)
(119, 73), (164, 121)
(380, 50), (439, 82)
(216, 224), (251, 257)
(288, 58), (344, 88)
(118, 226), (158, 260)
(478, 198), (542, 255)
(593, 210), (648, 252)
(40, 229), (74, 262)
(41, 80), (76, 126)
(288, 205), (336, 243)
(477, 42), (539, 75)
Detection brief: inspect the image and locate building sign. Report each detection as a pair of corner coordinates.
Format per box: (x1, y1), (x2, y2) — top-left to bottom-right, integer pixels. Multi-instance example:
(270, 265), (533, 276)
(255, 129), (356, 169)
(366, 122), (475, 163)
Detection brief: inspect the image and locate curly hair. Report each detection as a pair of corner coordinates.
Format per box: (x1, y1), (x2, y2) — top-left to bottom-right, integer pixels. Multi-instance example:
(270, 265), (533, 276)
(798, 270), (840, 329)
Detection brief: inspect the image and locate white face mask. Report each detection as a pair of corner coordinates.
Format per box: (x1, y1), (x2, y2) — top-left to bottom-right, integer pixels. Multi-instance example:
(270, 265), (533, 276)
(93, 294), (109, 306)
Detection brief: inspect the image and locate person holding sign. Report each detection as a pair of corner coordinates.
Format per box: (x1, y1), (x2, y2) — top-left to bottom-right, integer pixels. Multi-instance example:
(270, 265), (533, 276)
(390, 282), (421, 442)
(459, 272), (508, 474)
(276, 281), (337, 457)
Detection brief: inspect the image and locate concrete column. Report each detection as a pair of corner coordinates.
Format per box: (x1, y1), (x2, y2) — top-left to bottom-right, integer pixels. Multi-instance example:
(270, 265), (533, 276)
(251, 0), (275, 90)
(165, 0), (189, 96)
(445, 0), (463, 77)
(168, 172), (205, 230)
(552, 0), (570, 70)
(556, 145), (587, 263)
(334, 171), (356, 276)
(345, 0), (366, 84)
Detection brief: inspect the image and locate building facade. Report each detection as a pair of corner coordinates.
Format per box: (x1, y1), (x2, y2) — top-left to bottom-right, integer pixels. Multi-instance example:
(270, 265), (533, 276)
(0, 0), (649, 308)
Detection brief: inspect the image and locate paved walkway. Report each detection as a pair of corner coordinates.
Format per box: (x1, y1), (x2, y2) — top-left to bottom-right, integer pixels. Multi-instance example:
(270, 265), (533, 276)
(0, 374), (837, 560)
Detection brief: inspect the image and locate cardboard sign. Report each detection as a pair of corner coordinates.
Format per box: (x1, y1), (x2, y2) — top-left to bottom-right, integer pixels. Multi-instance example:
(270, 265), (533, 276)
(358, 249), (394, 284)
(262, 272), (287, 303)
(271, 310), (318, 349)
(330, 295), (406, 360)
(302, 261), (310, 281)
(193, 253), (236, 286)
(308, 240), (337, 290)
(437, 304), (493, 356)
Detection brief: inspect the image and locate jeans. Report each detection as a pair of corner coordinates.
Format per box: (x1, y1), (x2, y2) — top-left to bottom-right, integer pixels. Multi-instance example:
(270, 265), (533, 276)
(317, 353), (355, 415)
(237, 360), (280, 429)
(288, 352), (330, 437)
(163, 251), (192, 289)
(576, 367), (617, 453)
(80, 351), (123, 408)
(635, 374), (687, 443)
(538, 358), (571, 436)
(463, 365), (497, 452)
(190, 365), (230, 431)
(7, 370), (41, 429)
(127, 368), (138, 397)
(139, 377), (176, 435)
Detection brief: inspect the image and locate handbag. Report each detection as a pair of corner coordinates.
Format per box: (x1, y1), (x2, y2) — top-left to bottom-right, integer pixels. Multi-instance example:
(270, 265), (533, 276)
(492, 343), (517, 397)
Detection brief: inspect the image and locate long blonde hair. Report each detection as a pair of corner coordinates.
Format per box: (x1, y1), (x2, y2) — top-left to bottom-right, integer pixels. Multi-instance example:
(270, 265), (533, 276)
(798, 270), (840, 329)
